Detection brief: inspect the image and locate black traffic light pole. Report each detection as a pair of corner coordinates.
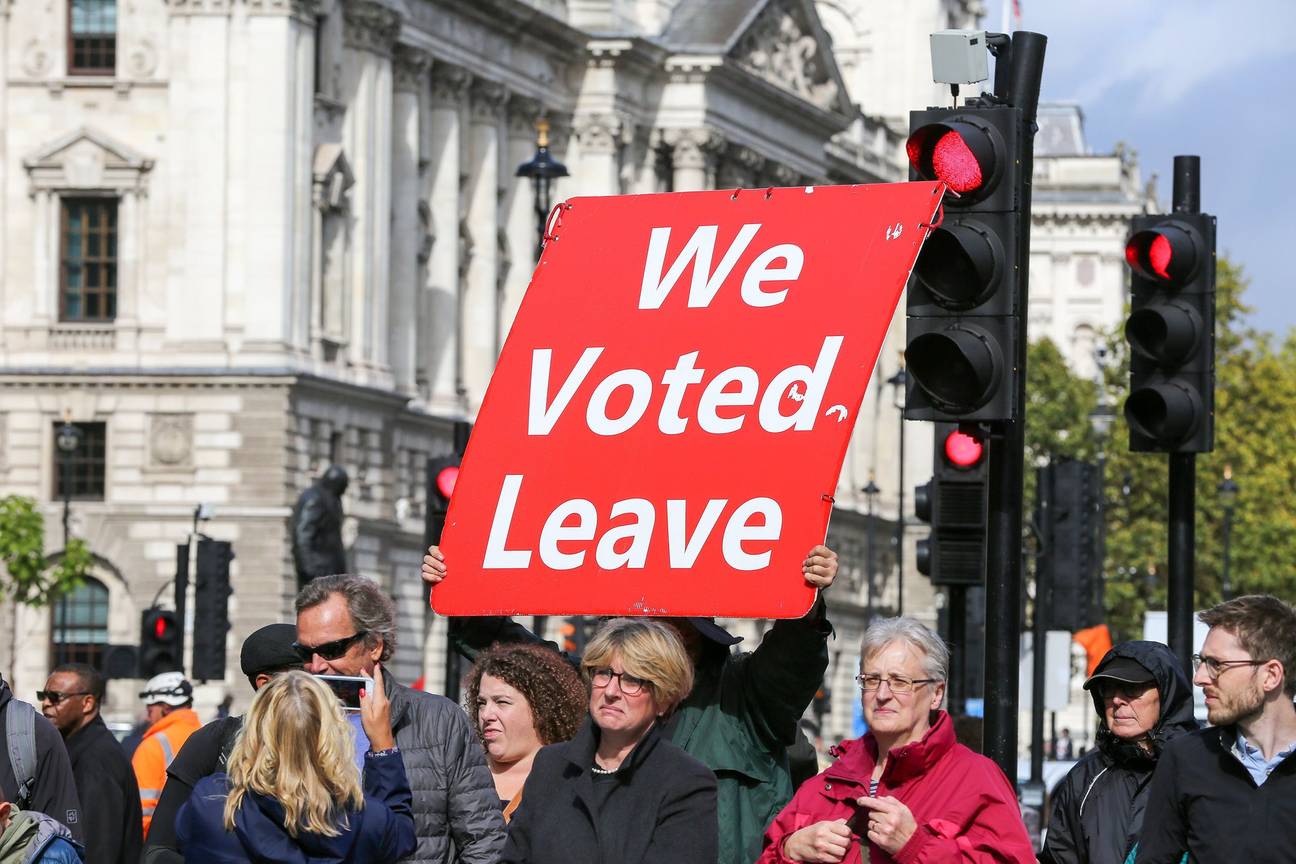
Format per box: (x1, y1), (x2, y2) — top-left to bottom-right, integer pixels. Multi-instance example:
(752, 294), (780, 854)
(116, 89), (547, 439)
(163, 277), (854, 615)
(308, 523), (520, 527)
(1166, 156), (1200, 677)
(1029, 465), (1052, 785)
(983, 31), (1046, 783)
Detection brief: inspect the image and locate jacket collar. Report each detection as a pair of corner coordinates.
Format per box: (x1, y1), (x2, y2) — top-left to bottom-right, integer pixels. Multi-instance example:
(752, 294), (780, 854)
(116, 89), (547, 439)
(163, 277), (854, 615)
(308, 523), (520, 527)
(829, 710), (956, 788)
(562, 715), (664, 777)
(146, 707), (199, 737)
(65, 714), (111, 758)
(382, 671), (412, 729)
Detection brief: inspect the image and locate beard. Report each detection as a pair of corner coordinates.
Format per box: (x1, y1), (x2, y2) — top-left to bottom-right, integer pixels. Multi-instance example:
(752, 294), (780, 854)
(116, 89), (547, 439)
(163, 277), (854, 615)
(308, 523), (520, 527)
(1207, 680), (1265, 726)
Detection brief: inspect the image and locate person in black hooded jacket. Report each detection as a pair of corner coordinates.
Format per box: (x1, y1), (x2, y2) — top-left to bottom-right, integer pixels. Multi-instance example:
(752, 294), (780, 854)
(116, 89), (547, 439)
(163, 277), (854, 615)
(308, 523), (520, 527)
(1042, 641), (1198, 864)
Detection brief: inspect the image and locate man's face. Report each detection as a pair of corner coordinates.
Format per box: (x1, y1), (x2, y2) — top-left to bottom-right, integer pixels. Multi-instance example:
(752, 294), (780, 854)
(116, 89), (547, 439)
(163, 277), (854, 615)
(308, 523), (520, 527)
(1195, 627), (1266, 726)
(40, 671), (95, 737)
(145, 703), (170, 725)
(296, 592), (382, 676)
(1101, 681), (1161, 742)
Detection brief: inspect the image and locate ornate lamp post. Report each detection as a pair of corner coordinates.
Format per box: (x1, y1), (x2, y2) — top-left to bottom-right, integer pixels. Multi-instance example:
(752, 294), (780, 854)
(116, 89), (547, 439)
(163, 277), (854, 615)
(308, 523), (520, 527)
(55, 413), (83, 547)
(862, 475), (880, 615)
(1217, 466), (1239, 600)
(887, 363), (907, 616)
(514, 117), (569, 261)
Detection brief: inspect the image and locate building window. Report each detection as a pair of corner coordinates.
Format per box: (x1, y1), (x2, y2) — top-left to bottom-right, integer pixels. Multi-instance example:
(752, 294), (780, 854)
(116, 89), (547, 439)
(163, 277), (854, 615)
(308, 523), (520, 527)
(68, 0), (117, 75)
(53, 421), (107, 501)
(60, 198), (118, 322)
(52, 577), (110, 669)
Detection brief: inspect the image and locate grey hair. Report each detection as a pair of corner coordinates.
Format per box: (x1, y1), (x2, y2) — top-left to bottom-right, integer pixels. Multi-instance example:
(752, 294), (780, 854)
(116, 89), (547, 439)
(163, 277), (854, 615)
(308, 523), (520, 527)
(295, 574), (397, 663)
(859, 616), (950, 683)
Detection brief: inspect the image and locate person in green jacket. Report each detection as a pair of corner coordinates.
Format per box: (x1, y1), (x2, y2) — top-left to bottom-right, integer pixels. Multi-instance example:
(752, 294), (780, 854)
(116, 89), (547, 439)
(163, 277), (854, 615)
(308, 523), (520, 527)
(423, 544), (837, 864)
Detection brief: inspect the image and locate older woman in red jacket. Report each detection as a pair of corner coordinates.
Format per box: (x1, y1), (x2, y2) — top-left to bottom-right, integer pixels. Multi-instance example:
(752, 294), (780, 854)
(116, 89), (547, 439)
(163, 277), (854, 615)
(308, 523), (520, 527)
(758, 617), (1034, 864)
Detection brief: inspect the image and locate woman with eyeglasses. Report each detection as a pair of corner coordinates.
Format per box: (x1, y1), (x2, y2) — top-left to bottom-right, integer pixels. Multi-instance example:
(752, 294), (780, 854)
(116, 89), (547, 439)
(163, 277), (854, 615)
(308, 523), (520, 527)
(500, 618), (718, 864)
(175, 668), (416, 863)
(1043, 641), (1197, 864)
(758, 617), (1034, 864)
(465, 643), (587, 821)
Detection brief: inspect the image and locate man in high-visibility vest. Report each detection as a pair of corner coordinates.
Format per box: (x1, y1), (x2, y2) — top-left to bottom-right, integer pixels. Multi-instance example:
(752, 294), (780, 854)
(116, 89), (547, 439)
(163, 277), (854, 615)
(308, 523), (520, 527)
(131, 672), (199, 838)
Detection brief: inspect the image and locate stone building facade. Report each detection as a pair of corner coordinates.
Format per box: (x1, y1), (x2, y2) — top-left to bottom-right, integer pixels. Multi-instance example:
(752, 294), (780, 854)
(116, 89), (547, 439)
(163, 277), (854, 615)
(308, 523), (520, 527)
(0, 0), (980, 733)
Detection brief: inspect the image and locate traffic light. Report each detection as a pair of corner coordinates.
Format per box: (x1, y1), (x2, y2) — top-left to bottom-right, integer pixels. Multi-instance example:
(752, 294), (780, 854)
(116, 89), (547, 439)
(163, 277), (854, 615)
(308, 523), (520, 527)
(812, 685), (831, 721)
(905, 105), (1023, 422)
(424, 421), (471, 548)
(1123, 213), (1216, 452)
(915, 423), (988, 585)
(139, 607), (181, 679)
(192, 539), (234, 681)
(1041, 460), (1103, 631)
(559, 616), (586, 655)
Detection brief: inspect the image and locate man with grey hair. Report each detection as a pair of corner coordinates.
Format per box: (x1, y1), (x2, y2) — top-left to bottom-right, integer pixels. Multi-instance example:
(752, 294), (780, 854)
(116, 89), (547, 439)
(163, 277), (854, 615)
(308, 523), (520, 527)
(295, 574), (505, 864)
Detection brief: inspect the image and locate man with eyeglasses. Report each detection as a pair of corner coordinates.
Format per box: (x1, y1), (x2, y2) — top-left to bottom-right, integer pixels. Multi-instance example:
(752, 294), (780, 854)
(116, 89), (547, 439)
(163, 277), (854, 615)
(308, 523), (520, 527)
(39, 663), (142, 864)
(0, 674), (81, 845)
(1136, 594), (1296, 864)
(295, 573), (505, 864)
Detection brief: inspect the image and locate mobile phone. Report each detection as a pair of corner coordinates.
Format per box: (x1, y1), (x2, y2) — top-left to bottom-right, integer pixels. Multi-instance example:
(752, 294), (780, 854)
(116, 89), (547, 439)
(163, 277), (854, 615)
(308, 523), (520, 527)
(314, 674), (372, 712)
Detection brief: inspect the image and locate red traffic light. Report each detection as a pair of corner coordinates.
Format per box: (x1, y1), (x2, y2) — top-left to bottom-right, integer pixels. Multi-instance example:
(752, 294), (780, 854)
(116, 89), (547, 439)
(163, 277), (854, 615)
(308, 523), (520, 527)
(1124, 222), (1202, 283)
(154, 616), (170, 640)
(906, 120), (999, 197)
(943, 429), (985, 468)
(435, 465), (459, 500)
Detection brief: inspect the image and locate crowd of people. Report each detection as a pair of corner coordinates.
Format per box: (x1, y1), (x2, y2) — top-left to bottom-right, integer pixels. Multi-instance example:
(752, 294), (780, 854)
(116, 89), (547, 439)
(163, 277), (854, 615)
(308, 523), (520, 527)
(0, 550), (1293, 863)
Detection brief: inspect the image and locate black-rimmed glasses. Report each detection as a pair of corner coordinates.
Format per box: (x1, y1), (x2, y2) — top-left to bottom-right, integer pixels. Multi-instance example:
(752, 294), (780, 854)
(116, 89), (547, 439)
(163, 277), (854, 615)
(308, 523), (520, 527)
(1192, 653), (1265, 680)
(590, 668), (650, 696)
(293, 631), (369, 662)
(856, 674), (938, 695)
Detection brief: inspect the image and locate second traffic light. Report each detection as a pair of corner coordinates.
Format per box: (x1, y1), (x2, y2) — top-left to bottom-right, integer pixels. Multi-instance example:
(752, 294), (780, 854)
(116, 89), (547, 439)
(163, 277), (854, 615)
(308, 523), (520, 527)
(139, 607), (181, 679)
(1123, 212), (1216, 452)
(915, 423), (988, 585)
(559, 616), (587, 655)
(905, 104), (1023, 422)
(192, 539), (234, 682)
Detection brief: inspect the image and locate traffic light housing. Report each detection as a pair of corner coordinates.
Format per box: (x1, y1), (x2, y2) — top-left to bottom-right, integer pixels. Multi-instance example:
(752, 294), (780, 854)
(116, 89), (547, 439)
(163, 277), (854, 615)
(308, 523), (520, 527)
(424, 421), (471, 548)
(915, 423), (989, 585)
(559, 616), (586, 655)
(905, 105), (1023, 422)
(1041, 460), (1103, 631)
(139, 607), (181, 679)
(1123, 213), (1216, 452)
(192, 539), (234, 681)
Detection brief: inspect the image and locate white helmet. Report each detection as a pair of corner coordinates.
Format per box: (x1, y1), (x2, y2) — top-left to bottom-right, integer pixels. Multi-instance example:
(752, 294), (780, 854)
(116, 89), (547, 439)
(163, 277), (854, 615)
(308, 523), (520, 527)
(139, 671), (193, 706)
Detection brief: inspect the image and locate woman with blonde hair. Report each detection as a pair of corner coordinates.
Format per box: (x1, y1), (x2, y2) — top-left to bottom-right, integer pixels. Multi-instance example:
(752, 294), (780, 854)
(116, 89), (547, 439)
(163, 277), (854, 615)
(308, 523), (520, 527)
(176, 665), (415, 863)
(501, 618), (718, 864)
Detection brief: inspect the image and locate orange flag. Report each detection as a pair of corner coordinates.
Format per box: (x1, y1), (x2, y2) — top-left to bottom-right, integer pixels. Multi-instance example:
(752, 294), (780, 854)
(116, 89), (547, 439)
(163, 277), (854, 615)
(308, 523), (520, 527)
(1073, 624), (1113, 676)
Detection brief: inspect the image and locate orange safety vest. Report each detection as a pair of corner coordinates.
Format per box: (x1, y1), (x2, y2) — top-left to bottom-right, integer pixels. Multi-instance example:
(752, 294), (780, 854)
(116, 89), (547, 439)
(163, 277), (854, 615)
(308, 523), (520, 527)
(132, 707), (201, 838)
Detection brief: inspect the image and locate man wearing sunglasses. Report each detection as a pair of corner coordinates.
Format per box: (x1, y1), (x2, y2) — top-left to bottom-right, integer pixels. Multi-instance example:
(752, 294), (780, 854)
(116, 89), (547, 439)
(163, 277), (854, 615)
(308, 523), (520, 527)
(40, 663), (142, 864)
(0, 674), (81, 845)
(295, 573), (505, 864)
(1136, 594), (1296, 864)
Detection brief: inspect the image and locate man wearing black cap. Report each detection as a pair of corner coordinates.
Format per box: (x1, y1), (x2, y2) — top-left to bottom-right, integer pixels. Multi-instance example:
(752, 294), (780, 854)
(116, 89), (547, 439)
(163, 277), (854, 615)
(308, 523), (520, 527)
(1042, 641), (1197, 864)
(140, 623), (301, 864)
(423, 542), (837, 864)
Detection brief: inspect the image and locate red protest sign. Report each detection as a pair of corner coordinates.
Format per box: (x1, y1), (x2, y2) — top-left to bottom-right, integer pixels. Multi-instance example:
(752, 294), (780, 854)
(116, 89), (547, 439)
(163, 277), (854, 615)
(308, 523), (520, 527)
(434, 182), (943, 618)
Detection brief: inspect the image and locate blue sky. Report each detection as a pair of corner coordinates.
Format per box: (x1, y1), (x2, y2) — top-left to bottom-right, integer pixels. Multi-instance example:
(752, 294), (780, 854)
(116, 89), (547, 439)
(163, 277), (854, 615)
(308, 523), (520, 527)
(982, 0), (1296, 338)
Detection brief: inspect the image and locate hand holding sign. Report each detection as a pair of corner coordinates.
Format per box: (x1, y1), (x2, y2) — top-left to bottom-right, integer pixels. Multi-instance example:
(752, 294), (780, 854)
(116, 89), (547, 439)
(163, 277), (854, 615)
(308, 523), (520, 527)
(433, 183), (942, 618)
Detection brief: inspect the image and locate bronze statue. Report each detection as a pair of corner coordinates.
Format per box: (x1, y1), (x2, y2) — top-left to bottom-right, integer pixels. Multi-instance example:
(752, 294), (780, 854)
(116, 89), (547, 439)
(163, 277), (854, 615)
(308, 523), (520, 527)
(292, 465), (349, 586)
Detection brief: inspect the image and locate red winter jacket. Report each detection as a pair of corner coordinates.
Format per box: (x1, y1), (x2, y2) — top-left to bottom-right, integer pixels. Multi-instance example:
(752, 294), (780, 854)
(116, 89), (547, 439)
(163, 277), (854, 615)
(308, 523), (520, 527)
(757, 711), (1034, 864)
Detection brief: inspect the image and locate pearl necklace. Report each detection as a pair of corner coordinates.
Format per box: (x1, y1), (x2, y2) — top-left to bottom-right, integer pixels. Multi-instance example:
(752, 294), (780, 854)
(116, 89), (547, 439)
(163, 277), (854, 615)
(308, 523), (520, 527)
(591, 762), (619, 775)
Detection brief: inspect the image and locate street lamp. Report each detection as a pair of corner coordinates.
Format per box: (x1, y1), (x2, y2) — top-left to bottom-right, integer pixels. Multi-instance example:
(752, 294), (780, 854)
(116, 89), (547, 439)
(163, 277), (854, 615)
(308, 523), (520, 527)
(1218, 465), (1239, 600)
(887, 362), (907, 616)
(55, 413), (83, 548)
(862, 475), (880, 614)
(514, 117), (569, 261)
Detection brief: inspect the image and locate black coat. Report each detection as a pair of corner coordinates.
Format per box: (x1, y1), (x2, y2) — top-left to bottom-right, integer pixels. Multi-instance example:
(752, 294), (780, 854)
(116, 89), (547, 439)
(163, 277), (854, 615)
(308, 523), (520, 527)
(1135, 725), (1296, 864)
(502, 718), (717, 864)
(1043, 641), (1199, 864)
(65, 715), (143, 864)
(0, 680), (82, 843)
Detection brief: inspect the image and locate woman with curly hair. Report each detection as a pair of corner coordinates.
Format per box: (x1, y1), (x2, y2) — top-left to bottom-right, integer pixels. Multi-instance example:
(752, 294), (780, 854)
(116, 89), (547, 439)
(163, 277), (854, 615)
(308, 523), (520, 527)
(466, 642), (587, 821)
(175, 666), (415, 863)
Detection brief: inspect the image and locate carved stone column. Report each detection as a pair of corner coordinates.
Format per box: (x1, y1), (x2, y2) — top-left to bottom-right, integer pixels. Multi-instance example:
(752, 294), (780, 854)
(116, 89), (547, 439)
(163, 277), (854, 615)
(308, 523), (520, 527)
(666, 128), (725, 192)
(388, 44), (428, 395)
(422, 64), (469, 412)
(572, 113), (624, 196)
(463, 79), (508, 410)
(717, 145), (766, 190)
(502, 97), (541, 352)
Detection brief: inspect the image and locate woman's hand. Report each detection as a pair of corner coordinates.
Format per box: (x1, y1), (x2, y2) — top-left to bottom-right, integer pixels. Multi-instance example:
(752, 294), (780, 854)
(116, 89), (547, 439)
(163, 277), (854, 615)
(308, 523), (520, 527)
(421, 545), (446, 586)
(360, 662), (396, 752)
(856, 795), (917, 856)
(781, 818), (852, 863)
(802, 545), (839, 589)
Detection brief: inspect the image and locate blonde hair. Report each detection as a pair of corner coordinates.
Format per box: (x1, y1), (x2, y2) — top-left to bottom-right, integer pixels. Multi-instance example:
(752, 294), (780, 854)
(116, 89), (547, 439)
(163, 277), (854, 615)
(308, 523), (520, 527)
(223, 671), (364, 837)
(582, 618), (694, 712)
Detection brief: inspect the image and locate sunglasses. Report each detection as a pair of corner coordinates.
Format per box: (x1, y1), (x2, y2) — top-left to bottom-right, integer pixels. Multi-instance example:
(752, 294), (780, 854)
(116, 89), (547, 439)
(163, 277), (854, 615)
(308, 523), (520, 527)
(292, 631), (369, 662)
(37, 690), (90, 706)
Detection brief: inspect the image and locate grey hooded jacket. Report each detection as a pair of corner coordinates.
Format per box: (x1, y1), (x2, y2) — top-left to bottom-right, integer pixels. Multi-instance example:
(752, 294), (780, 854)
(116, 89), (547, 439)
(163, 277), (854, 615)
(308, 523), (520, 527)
(385, 675), (505, 864)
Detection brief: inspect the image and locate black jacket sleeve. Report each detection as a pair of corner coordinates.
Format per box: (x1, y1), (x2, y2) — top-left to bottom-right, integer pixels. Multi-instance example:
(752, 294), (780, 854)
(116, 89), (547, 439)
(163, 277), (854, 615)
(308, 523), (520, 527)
(739, 594), (831, 748)
(77, 760), (135, 864)
(144, 720), (228, 862)
(1041, 764), (1085, 864)
(32, 713), (83, 842)
(452, 616), (563, 663)
(1133, 743), (1188, 864)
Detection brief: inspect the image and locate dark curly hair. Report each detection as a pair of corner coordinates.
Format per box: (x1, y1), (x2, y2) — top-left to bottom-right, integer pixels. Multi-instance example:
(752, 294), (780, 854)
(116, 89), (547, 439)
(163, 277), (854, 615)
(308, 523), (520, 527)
(465, 643), (587, 748)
